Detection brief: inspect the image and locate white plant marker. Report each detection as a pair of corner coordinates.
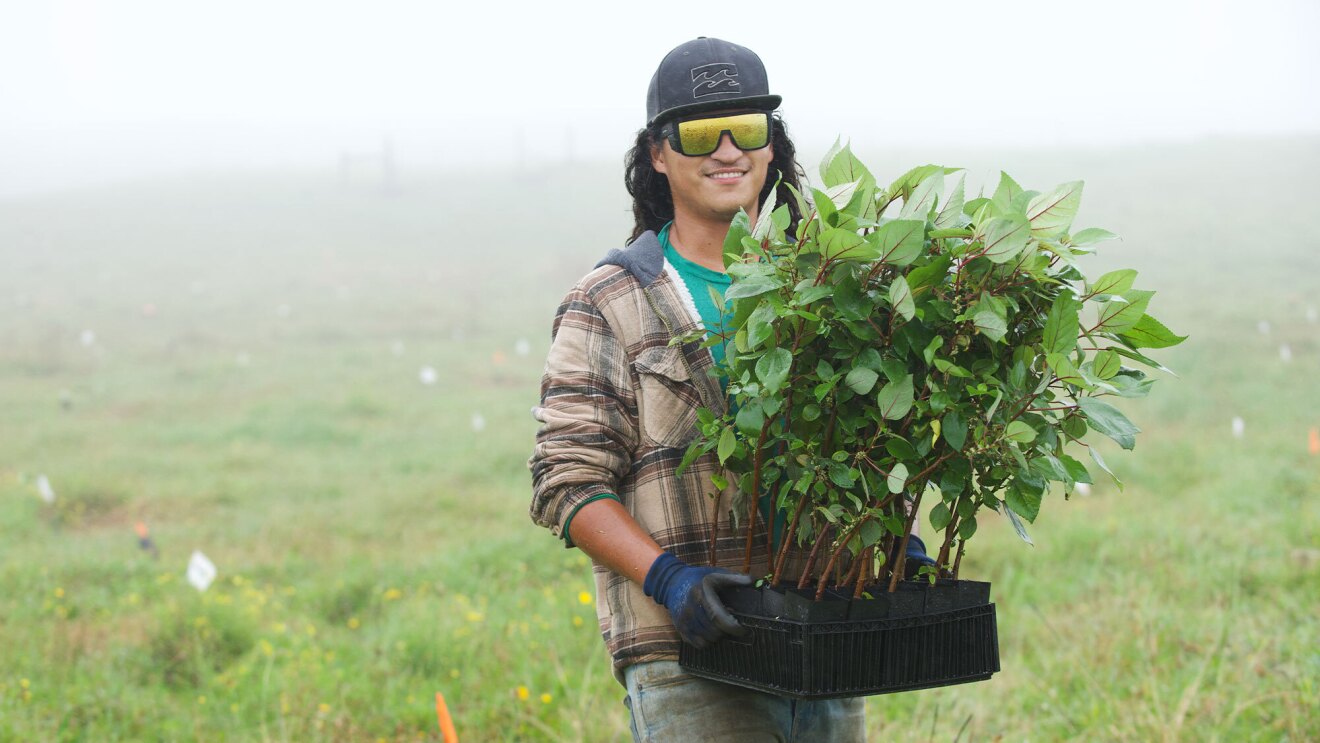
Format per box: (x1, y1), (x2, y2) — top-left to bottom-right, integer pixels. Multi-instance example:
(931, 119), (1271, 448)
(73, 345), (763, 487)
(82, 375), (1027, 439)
(1074, 483), (1091, 497)
(1279, 344), (1293, 362)
(1256, 320), (1270, 335)
(419, 366), (438, 385)
(79, 329), (96, 347)
(390, 340), (405, 357)
(187, 551), (217, 592)
(36, 474), (56, 504)
(514, 338), (531, 357)
(1231, 416), (1245, 439)
(470, 413), (486, 432)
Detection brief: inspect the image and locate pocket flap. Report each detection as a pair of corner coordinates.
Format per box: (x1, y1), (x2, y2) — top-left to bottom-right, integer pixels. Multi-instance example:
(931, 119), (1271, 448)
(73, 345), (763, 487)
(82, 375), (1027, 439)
(632, 346), (691, 382)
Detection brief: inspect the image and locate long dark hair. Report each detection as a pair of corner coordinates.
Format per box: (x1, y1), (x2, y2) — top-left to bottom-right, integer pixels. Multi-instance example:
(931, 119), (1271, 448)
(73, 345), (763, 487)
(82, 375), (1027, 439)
(624, 113), (806, 243)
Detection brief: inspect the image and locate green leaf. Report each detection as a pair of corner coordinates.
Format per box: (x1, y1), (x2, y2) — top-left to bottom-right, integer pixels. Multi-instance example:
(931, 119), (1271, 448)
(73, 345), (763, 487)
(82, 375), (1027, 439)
(1093, 349), (1120, 379)
(717, 427), (736, 464)
(980, 213), (1032, 264)
(820, 227), (876, 261)
(991, 172), (1023, 213)
(735, 400), (764, 436)
(887, 463), (909, 494)
(1076, 397), (1140, 450)
(974, 310), (1007, 342)
(746, 303), (777, 350)
(942, 411), (967, 450)
(1088, 446), (1123, 490)
(1086, 269), (1138, 298)
(899, 171), (943, 220)
(1094, 290), (1154, 336)
(828, 461), (855, 488)
(859, 519), (885, 548)
(886, 437), (917, 461)
(1006, 482), (1042, 522)
(1071, 227), (1118, 246)
(725, 275), (782, 301)
(1026, 181), (1083, 237)
(906, 254), (953, 293)
(845, 366), (879, 395)
(889, 276), (915, 321)
(1046, 353), (1086, 387)
(1006, 420), (1037, 444)
(877, 375), (915, 420)
(1030, 455), (1070, 482)
(755, 347), (792, 394)
(1118, 314), (1187, 349)
(867, 219), (926, 266)
(722, 209), (752, 260)
(821, 140), (872, 188)
(832, 275), (866, 319)
(1042, 293), (1080, 355)
(802, 403), (822, 422)
(958, 516), (977, 540)
(930, 502), (952, 531)
(1004, 506), (1035, 545)
(676, 439), (705, 477)
(1058, 454), (1093, 485)
(933, 175), (966, 230)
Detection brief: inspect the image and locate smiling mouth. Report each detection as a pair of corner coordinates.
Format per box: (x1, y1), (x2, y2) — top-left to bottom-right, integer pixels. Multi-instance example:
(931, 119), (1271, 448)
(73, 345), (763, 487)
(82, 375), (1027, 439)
(707, 171), (746, 181)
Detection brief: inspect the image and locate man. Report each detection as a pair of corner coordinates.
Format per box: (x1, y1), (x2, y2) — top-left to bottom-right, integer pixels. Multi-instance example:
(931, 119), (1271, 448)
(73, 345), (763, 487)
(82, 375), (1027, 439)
(529, 37), (929, 740)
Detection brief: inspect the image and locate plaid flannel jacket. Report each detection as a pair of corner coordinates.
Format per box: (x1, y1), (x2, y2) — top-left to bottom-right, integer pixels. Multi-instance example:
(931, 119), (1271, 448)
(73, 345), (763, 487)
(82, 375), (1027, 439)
(528, 230), (811, 684)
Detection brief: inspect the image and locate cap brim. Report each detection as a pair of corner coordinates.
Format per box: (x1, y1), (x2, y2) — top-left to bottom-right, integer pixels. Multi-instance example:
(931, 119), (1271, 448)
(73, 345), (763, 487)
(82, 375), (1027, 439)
(648, 95), (782, 127)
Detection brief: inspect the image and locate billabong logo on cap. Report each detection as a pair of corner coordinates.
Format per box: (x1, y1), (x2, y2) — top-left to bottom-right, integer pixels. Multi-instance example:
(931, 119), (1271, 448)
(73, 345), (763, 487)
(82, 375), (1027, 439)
(691, 63), (740, 99)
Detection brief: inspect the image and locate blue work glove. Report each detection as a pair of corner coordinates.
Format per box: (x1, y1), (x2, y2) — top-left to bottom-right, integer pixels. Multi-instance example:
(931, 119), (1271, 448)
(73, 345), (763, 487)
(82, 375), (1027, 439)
(642, 552), (752, 649)
(901, 534), (938, 579)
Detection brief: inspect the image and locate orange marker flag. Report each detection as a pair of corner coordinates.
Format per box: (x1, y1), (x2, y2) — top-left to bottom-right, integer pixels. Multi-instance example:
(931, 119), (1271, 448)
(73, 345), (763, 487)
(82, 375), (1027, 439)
(1309, 427), (1319, 456)
(435, 692), (459, 743)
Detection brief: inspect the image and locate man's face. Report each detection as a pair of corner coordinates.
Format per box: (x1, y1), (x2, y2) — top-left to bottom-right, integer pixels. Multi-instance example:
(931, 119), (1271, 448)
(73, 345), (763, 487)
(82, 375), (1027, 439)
(650, 109), (774, 223)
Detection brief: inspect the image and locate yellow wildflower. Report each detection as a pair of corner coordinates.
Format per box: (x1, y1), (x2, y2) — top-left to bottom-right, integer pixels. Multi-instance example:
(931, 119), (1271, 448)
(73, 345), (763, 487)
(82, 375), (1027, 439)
(20, 679), (30, 689)
(540, 693), (553, 704)
(516, 686), (529, 701)
(573, 616), (584, 628)
(578, 591), (592, 605)
(54, 587), (64, 598)
(449, 669), (460, 679)
(318, 703), (331, 714)
(347, 617), (360, 630)
(383, 588), (402, 601)
(465, 611), (484, 623)
(197, 695), (206, 705)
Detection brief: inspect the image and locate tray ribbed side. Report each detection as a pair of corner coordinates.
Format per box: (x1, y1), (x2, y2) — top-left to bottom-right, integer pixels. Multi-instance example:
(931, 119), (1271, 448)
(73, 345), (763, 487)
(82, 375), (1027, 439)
(680, 603), (999, 700)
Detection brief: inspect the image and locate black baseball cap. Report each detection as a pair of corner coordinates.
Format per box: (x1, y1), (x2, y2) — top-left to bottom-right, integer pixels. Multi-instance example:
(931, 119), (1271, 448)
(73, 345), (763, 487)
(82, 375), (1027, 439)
(646, 37), (782, 127)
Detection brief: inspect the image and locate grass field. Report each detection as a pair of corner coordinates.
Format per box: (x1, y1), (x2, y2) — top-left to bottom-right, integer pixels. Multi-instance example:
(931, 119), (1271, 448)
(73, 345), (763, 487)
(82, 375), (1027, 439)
(1, 135), (1317, 741)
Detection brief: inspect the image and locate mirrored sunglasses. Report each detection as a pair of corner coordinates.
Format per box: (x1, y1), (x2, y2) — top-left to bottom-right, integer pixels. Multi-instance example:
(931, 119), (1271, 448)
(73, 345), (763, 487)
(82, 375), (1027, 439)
(661, 111), (772, 157)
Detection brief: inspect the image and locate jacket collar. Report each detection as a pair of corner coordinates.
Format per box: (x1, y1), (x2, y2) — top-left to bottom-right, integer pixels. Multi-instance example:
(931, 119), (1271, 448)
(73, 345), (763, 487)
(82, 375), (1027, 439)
(595, 230), (665, 287)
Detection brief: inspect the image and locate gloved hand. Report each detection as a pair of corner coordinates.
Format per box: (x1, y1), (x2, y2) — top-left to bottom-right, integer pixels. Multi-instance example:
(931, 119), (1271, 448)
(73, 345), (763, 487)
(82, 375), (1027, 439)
(899, 534), (938, 580)
(642, 552), (752, 649)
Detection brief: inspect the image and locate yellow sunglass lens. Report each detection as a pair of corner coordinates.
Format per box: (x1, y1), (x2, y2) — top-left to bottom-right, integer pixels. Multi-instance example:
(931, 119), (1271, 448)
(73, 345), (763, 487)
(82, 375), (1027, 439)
(676, 113), (769, 155)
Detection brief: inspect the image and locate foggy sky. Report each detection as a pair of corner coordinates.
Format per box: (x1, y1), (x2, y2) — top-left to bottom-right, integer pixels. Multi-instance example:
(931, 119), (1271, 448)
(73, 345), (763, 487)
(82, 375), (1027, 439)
(2, 0), (1317, 197)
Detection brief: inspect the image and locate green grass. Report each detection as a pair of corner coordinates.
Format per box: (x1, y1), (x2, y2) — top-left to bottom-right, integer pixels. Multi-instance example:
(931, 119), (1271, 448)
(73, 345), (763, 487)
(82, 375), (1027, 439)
(1, 136), (1317, 740)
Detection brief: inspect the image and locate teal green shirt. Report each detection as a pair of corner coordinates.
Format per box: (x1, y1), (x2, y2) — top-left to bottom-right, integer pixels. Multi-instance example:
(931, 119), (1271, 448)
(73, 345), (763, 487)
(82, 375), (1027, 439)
(658, 221), (734, 395)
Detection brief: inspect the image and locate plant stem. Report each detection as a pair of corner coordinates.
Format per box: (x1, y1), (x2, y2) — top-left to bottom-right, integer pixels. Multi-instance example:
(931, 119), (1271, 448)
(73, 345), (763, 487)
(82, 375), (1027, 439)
(772, 491), (809, 586)
(852, 546), (874, 598)
(742, 417), (773, 575)
(797, 523), (833, 589)
(887, 488), (924, 593)
(815, 516), (871, 600)
(708, 481), (723, 566)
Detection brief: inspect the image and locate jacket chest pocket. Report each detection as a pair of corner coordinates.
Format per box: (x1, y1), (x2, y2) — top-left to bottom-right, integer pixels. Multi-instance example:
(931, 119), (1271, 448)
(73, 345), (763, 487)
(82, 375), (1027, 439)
(632, 346), (702, 449)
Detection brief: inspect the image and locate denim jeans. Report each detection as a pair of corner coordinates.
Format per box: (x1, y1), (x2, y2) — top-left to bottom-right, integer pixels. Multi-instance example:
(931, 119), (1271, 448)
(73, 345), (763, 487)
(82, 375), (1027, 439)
(623, 660), (866, 742)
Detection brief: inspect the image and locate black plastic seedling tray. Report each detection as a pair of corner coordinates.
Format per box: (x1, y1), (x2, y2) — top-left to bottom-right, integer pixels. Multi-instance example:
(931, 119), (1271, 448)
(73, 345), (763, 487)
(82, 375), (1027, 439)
(679, 579), (999, 699)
